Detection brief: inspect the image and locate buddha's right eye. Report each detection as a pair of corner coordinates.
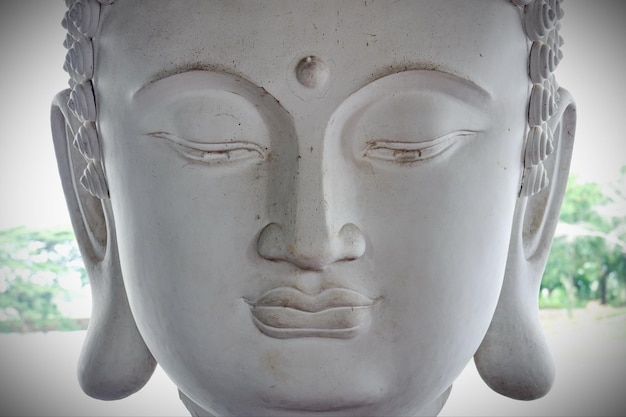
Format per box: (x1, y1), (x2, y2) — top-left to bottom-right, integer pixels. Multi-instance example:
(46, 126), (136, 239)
(134, 73), (276, 165)
(148, 132), (267, 165)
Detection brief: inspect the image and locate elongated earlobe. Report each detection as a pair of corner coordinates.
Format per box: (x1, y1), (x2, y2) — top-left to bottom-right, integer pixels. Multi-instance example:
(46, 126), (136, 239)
(51, 90), (156, 400)
(474, 89), (575, 400)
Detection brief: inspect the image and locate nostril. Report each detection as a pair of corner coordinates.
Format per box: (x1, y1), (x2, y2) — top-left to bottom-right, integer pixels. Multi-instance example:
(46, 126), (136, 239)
(257, 223), (285, 261)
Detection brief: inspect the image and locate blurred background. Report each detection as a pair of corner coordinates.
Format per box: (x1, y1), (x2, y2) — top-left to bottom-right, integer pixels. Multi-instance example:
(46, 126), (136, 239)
(0, 1), (625, 415)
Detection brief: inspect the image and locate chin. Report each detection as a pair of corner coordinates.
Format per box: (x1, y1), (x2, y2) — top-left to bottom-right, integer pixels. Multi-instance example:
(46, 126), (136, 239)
(184, 387), (449, 417)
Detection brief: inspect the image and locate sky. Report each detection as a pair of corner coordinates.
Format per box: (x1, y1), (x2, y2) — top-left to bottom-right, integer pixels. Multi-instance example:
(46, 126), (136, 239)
(0, 1), (625, 230)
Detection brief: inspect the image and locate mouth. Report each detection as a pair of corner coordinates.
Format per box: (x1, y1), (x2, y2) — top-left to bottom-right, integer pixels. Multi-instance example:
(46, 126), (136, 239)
(244, 287), (379, 339)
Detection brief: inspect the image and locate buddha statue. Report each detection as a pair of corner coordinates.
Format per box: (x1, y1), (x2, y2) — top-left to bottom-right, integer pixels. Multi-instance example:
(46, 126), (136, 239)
(51, 0), (576, 415)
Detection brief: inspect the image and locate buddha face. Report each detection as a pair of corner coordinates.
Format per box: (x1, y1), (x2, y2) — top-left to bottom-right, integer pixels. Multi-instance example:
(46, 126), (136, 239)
(94, 1), (528, 415)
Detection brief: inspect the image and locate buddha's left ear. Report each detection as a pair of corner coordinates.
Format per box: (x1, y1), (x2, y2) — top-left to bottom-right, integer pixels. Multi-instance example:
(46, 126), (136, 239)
(51, 89), (156, 400)
(474, 88), (576, 400)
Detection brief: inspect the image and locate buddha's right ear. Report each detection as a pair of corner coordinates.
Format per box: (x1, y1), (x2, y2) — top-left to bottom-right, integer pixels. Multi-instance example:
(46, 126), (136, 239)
(51, 90), (156, 400)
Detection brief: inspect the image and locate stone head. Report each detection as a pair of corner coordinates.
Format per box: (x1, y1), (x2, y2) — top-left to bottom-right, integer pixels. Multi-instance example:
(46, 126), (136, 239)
(51, 1), (575, 415)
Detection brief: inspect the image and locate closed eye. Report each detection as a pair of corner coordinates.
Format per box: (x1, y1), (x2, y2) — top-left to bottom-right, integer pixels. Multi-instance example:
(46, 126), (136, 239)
(148, 132), (267, 164)
(363, 130), (477, 164)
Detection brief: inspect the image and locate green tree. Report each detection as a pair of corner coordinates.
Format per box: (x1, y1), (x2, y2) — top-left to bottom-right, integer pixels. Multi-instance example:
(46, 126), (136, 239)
(0, 226), (89, 332)
(542, 168), (626, 308)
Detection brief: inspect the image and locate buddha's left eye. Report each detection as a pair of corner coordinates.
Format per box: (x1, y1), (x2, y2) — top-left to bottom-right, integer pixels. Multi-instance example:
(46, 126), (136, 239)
(363, 130), (477, 164)
(149, 132), (267, 164)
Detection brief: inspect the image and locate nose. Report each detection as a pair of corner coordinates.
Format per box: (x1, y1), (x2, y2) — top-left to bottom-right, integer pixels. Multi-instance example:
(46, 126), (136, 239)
(256, 145), (365, 270)
(257, 222), (365, 270)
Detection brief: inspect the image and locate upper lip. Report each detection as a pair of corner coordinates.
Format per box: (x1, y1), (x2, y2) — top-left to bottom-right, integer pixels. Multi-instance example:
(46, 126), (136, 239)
(245, 286), (377, 312)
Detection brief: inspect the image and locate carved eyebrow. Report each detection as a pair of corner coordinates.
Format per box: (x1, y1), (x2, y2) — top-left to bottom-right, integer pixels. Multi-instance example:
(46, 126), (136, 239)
(366, 69), (493, 105)
(132, 69), (265, 105)
(326, 69), (492, 139)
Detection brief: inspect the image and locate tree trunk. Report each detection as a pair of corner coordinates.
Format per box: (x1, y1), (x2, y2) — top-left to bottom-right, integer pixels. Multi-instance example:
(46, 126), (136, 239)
(599, 264), (608, 305)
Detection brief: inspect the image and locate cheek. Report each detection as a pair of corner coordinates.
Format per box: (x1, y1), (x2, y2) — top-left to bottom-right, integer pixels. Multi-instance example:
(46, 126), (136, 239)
(102, 135), (274, 405)
(349, 130), (522, 397)
(101, 127), (269, 332)
(358, 127), (522, 335)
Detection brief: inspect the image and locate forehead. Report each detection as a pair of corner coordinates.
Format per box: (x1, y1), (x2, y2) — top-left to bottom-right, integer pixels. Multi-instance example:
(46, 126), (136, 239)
(96, 0), (527, 106)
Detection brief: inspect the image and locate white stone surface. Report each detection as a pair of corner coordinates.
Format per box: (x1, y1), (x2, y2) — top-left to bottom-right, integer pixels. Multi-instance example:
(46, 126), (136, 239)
(51, 1), (577, 415)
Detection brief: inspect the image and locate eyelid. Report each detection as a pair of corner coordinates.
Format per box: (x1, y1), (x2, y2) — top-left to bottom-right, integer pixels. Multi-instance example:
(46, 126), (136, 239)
(363, 130), (477, 164)
(149, 132), (267, 164)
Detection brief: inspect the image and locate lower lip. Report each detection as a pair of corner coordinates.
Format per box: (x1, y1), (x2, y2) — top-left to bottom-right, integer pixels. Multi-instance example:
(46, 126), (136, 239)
(248, 305), (374, 339)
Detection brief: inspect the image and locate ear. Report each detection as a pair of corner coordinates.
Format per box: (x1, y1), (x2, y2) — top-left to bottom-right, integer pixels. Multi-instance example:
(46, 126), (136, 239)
(474, 88), (576, 400)
(51, 90), (156, 400)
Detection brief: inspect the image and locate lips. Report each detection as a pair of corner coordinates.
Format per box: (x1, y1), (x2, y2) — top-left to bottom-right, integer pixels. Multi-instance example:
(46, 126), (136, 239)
(245, 287), (379, 339)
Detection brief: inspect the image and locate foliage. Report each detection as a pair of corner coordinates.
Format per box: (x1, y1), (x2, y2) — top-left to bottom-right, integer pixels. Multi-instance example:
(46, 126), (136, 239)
(541, 168), (626, 309)
(0, 225), (89, 332)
